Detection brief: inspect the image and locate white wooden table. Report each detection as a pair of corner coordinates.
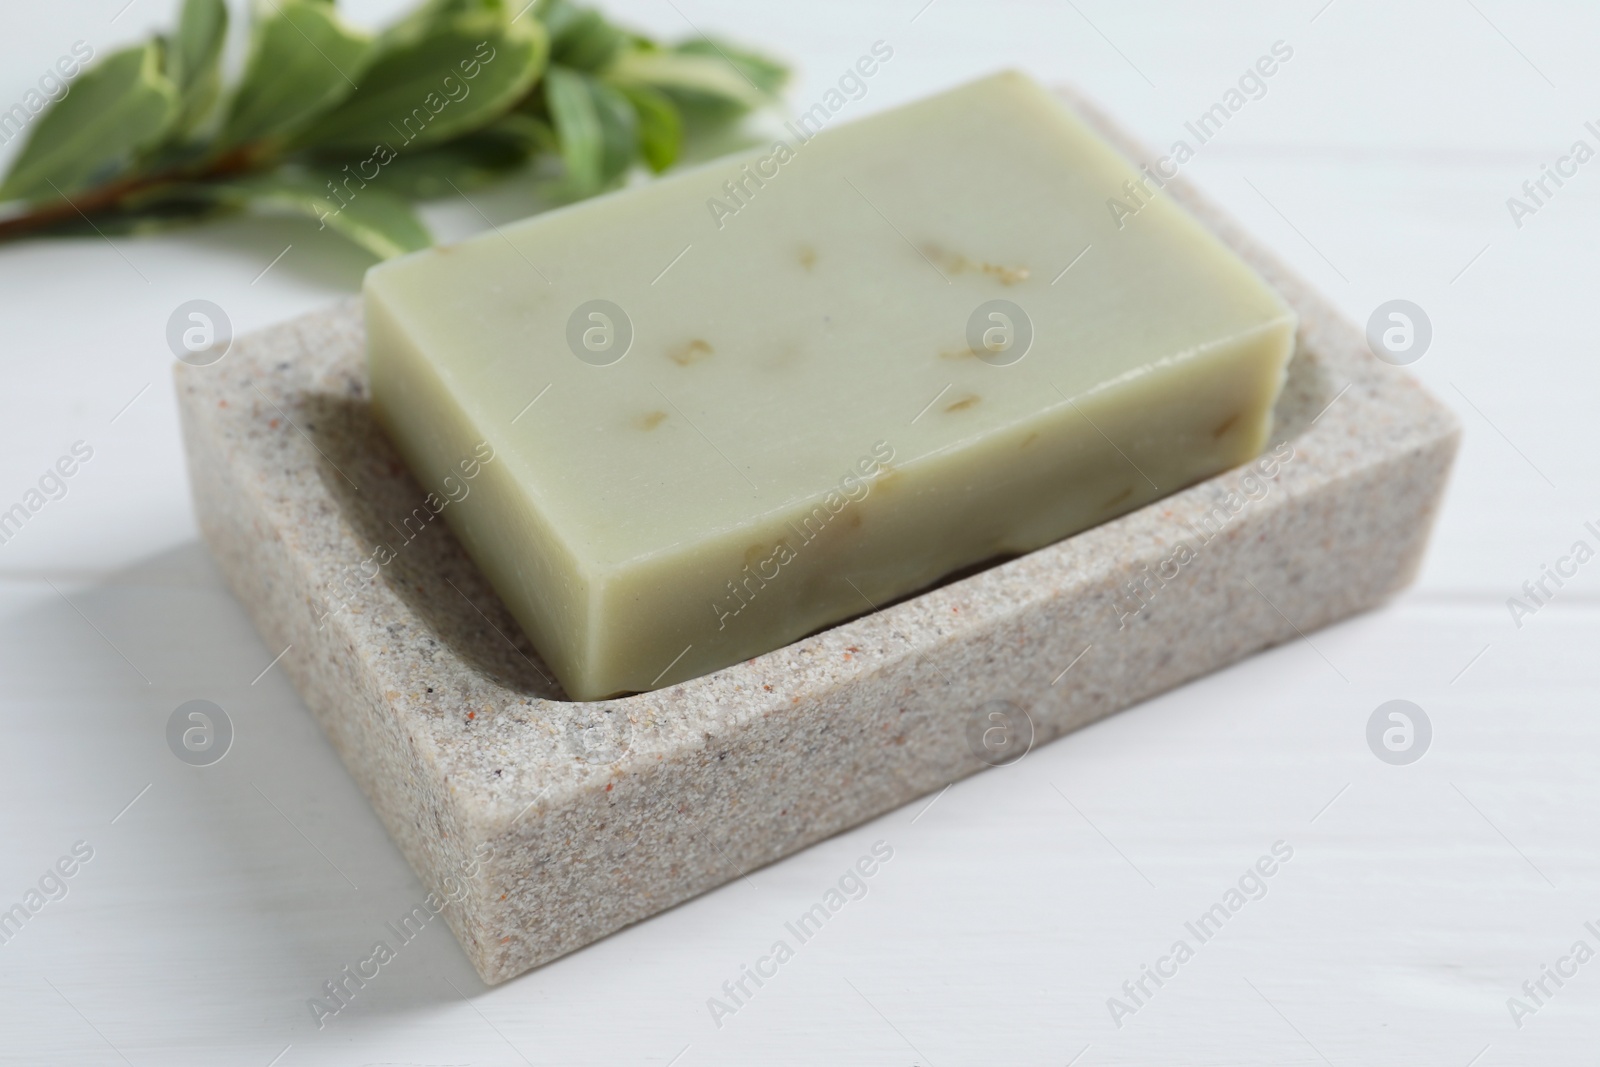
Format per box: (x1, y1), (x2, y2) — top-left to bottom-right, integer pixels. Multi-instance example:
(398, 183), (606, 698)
(3, 1), (1596, 1063)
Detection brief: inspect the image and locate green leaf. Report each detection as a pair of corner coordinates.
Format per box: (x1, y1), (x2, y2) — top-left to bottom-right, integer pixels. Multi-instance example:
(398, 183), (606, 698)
(589, 76), (637, 184)
(604, 46), (771, 121)
(297, 15), (547, 154)
(529, 0), (583, 41)
(484, 109), (558, 156)
(0, 43), (178, 203)
(218, 0), (372, 153)
(165, 0), (228, 138)
(543, 64), (600, 193)
(675, 37), (787, 96)
(550, 8), (624, 72)
(212, 171), (431, 259)
(312, 193), (432, 260)
(615, 83), (678, 172)
(359, 114), (551, 198)
(545, 65), (639, 194)
(382, 0), (508, 49)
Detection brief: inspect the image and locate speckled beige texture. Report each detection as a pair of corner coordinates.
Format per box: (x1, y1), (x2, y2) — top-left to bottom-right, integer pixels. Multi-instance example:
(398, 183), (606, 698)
(175, 89), (1459, 984)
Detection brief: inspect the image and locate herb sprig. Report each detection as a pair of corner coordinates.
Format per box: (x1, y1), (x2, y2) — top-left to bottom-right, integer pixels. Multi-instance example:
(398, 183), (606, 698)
(0, 0), (787, 259)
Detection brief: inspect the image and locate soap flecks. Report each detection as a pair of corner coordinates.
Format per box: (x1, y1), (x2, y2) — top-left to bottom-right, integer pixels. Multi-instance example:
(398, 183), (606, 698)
(922, 242), (1030, 285)
(798, 244), (817, 270)
(636, 410), (668, 431)
(944, 393), (981, 413)
(1212, 412), (1240, 439)
(981, 262), (1030, 285)
(668, 339), (714, 366)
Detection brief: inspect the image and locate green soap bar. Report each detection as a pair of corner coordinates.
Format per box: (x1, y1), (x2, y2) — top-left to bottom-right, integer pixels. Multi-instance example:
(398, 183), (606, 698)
(365, 70), (1296, 700)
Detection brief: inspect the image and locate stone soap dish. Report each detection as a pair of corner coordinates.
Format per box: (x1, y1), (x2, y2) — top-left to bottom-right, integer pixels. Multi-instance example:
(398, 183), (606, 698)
(175, 89), (1459, 985)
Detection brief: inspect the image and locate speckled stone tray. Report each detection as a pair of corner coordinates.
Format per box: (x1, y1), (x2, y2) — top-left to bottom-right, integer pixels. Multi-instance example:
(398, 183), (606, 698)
(175, 90), (1458, 984)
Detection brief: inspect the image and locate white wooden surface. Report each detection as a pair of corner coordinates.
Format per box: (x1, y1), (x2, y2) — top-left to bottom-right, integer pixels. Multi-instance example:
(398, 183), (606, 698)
(3, 1), (1598, 1063)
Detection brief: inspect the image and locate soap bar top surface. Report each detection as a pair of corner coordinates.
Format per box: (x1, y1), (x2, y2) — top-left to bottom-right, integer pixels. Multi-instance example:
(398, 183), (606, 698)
(365, 71), (1295, 698)
(370, 71), (1286, 562)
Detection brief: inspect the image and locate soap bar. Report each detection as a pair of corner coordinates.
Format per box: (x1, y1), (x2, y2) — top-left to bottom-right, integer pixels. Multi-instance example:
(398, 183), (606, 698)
(365, 71), (1296, 700)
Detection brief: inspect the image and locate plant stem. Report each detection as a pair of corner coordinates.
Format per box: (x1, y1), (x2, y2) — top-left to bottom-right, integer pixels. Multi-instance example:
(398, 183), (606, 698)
(0, 145), (263, 243)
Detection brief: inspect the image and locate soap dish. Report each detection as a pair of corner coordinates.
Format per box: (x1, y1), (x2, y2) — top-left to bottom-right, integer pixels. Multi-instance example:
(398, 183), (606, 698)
(175, 88), (1458, 984)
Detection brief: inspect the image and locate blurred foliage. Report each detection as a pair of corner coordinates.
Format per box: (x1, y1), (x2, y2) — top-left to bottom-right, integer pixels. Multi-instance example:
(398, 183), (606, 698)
(0, 0), (787, 258)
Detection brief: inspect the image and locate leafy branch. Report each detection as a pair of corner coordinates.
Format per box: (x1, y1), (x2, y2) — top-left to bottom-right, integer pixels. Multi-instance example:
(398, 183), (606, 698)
(0, 0), (787, 259)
